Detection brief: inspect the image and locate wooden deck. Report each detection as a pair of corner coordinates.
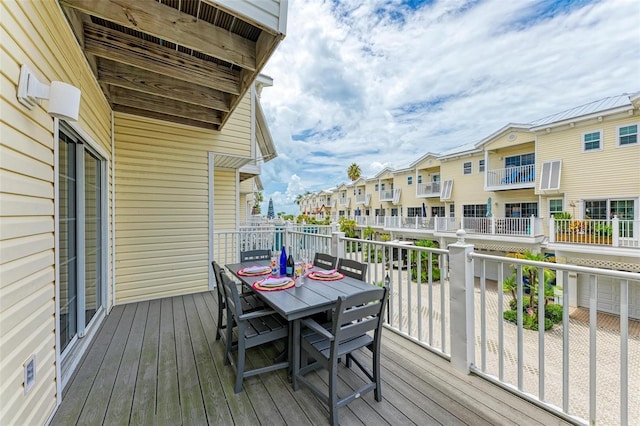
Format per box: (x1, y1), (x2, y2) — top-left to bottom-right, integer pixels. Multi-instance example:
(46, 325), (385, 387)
(51, 292), (572, 425)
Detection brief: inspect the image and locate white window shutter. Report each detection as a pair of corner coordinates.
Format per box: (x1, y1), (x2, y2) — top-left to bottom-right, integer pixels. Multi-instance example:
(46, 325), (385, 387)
(540, 160), (562, 191)
(440, 179), (453, 200)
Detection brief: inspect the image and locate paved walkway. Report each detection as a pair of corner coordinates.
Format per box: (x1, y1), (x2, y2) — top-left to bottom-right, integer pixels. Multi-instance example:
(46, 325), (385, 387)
(383, 271), (640, 426)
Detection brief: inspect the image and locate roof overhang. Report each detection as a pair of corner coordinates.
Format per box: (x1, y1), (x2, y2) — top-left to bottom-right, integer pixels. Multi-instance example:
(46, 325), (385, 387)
(255, 99), (277, 162)
(59, 0), (286, 130)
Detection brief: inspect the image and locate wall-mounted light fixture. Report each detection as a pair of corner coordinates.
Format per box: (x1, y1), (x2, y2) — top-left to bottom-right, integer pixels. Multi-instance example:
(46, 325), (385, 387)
(17, 65), (81, 121)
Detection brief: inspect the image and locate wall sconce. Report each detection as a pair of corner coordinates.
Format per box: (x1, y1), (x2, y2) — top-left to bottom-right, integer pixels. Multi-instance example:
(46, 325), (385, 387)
(17, 65), (81, 121)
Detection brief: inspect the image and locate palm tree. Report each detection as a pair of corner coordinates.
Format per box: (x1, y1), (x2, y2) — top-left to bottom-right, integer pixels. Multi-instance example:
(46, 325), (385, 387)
(347, 163), (361, 181)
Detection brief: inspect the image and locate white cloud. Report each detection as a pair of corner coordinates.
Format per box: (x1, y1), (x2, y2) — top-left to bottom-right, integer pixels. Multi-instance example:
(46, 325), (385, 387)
(259, 0), (640, 214)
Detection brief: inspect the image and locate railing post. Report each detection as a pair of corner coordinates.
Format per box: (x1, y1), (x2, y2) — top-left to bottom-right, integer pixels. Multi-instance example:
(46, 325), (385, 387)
(491, 215), (496, 234)
(448, 230), (475, 373)
(529, 215), (534, 236)
(549, 218), (556, 243)
(612, 216), (620, 247)
(332, 231), (345, 258)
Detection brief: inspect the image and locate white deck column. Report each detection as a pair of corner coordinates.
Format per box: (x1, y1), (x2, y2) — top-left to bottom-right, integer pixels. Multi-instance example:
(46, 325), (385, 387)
(448, 230), (475, 373)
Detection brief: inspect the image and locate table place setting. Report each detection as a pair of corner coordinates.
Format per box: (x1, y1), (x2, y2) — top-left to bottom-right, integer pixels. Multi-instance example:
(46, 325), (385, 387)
(237, 265), (273, 276)
(252, 276), (296, 291)
(307, 269), (344, 281)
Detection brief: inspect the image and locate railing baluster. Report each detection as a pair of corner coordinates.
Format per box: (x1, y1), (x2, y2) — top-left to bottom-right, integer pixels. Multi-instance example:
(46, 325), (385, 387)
(538, 266), (545, 401)
(480, 259), (486, 372)
(589, 274), (597, 423)
(620, 279), (628, 426)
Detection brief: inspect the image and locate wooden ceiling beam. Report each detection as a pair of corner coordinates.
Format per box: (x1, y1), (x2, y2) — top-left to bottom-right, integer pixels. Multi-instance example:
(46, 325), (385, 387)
(110, 86), (222, 124)
(60, 0), (256, 71)
(113, 105), (219, 131)
(84, 22), (241, 95)
(98, 59), (230, 112)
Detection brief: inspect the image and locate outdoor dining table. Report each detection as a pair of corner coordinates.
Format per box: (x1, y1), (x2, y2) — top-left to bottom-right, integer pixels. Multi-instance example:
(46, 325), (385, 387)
(225, 259), (377, 387)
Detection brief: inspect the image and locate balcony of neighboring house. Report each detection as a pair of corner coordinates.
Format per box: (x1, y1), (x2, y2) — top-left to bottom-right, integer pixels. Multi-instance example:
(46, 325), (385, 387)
(549, 217), (640, 250)
(355, 192), (371, 205)
(416, 181), (441, 197)
(338, 195), (350, 207)
(379, 188), (401, 203)
(486, 164), (536, 190)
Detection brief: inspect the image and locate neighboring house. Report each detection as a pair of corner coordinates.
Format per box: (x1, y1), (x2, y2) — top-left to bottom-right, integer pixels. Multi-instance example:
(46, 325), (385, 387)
(304, 92), (640, 318)
(0, 1), (286, 424)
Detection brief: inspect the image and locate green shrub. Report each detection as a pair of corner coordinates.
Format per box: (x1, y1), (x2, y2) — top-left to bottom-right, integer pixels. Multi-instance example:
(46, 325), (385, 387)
(545, 304), (563, 324)
(503, 309), (555, 330)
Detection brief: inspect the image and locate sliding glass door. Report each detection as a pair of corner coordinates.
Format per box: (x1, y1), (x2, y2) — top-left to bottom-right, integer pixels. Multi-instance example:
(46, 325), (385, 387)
(58, 124), (105, 356)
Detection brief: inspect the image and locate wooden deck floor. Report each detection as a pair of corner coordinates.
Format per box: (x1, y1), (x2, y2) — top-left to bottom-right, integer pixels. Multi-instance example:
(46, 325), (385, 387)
(51, 292), (572, 425)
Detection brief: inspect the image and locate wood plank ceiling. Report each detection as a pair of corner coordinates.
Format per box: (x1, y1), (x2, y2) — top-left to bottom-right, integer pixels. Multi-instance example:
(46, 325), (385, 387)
(59, 0), (284, 130)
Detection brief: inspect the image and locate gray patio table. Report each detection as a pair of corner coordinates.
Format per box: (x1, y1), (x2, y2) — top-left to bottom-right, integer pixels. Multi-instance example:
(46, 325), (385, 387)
(225, 259), (377, 389)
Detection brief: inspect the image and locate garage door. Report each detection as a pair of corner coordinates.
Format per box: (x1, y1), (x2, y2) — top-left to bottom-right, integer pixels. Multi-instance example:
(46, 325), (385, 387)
(577, 275), (640, 320)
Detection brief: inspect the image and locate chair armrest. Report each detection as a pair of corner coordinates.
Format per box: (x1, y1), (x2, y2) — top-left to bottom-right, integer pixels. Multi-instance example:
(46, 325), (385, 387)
(301, 318), (334, 341)
(239, 309), (277, 321)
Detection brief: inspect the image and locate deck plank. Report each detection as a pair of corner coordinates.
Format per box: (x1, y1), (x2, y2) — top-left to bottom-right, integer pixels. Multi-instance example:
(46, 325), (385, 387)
(76, 303), (137, 425)
(103, 301), (149, 424)
(130, 299), (161, 425)
(51, 305), (125, 425)
(173, 296), (208, 423)
(156, 297), (181, 424)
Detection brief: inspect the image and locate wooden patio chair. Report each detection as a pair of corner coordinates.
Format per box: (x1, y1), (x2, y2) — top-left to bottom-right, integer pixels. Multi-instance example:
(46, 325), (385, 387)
(240, 249), (271, 262)
(211, 261), (263, 342)
(337, 258), (368, 281)
(294, 286), (389, 426)
(220, 272), (289, 393)
(313, 252), (338, 270)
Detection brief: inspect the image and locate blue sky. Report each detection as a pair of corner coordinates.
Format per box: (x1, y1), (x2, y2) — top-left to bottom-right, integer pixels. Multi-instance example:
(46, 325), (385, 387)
(258, 0), (640, 214)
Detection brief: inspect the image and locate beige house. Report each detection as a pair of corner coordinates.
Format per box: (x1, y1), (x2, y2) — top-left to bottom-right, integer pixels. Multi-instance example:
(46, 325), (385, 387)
(305, 93), (640, 317)
(0, 1), (286, 424)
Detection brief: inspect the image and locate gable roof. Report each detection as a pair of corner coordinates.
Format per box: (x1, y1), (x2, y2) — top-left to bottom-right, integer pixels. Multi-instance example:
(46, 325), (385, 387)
(530, 93), (638, 130)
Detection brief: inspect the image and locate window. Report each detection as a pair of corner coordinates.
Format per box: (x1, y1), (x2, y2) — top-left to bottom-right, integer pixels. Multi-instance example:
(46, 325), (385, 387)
(59, 124), (106, 355)
(463, 204), (487, 217)
(449, 204), (455, 217)
(549, 199), (564, 218)
(407, 176), (413, 185)
(505, 202), (538, 217)
(375, 184), (379, 191)
(618, 124), (638, 146)
(431, 173), (440, 183)
(381, 183), (385, 191)
(391, 208), (399, 216)
(505, 153), (535, 167)
(478, 159), (485, 172)
(431, 206), (445, 217)
(407, 207), (422, 217)
(390, 183), (394, 190)
(463, 162), (472, 175)
(417, 175), (423, 184)
(583, 131), (601, 151)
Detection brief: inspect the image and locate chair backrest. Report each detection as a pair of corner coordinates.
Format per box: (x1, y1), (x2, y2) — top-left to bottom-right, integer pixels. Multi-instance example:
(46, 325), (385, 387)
(240, 249), (270, 262)
(337, 258), (368, 281)
(211, 261), (227, 301)
(332, 286), (388, 347)
(220, 271), (243, 318)
(313, 252), (337, 270)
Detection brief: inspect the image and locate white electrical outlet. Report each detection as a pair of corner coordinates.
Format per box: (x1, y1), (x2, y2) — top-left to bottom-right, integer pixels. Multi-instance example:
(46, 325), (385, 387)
(24, 355), (36, 394)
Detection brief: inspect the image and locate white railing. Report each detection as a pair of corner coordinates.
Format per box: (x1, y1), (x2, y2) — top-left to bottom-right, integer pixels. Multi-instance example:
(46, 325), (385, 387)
(461, 216), (543, 236)
(468, 247), (639, 426)
(550, 217), (639, 248)
(338, 196), (350, 207)
(355, 193), (367, 204)
(486, 164), (535, 187)
(434, 216), (458, 232)
(417, 181), (441, 197)
(379, 190), (394, 201)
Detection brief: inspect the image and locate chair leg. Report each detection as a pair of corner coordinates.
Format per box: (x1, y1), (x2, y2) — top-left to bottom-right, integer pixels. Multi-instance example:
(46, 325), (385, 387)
(235, 326), (246, 393)
(216, 296), (224, 340)
(373, 346), (382, 401)
(224, 310), (233, 366)
(329, 356), (339, 426)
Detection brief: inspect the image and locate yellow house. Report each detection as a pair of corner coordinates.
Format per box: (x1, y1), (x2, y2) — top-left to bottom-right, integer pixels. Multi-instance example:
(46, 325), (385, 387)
(0, 1), (287, 424)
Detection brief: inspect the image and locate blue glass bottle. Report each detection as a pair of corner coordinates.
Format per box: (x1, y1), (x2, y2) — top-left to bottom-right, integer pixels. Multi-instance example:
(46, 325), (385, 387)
(279, 246), (287, 277)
